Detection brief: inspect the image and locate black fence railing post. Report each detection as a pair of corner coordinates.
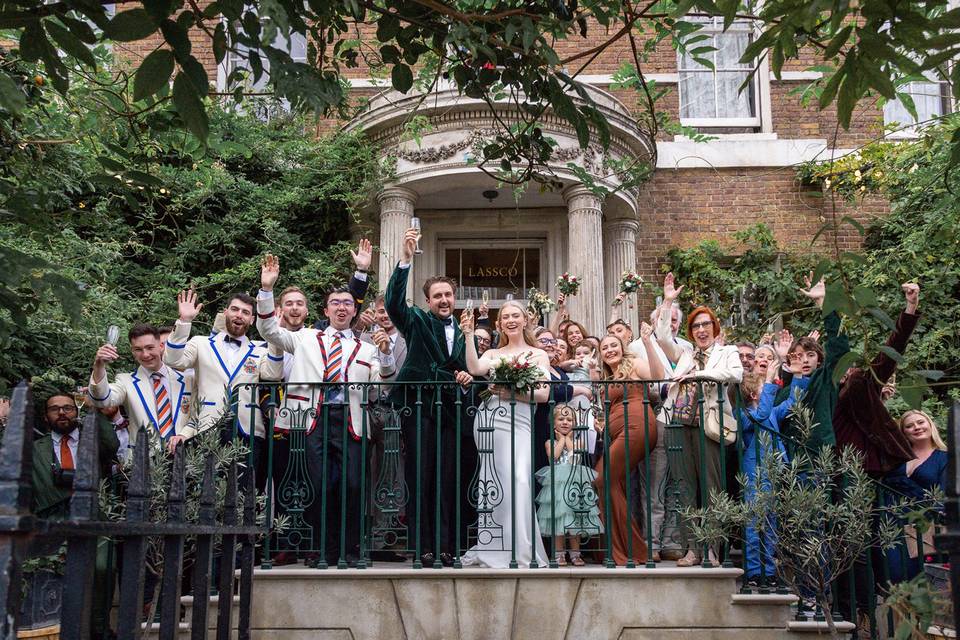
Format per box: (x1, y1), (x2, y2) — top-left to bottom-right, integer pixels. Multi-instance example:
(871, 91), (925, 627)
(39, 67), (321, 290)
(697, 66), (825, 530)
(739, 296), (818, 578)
(0, 382), (35, 640)
(116, 430), (150, 640)
(190, 456), (217, 640)
(216, 463), (238, 640)
(238, 454), (256, 640)
(60, 410), (101, 640)
(935, 402), (960, 633)
(158, 446), (186, 640)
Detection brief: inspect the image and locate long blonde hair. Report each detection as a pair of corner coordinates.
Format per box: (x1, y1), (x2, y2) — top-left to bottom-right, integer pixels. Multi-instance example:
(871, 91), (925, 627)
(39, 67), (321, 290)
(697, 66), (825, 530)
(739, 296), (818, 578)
(599, 335), (636, 380)
(899, 410), (948, 451)
(496, 300), (540, 349)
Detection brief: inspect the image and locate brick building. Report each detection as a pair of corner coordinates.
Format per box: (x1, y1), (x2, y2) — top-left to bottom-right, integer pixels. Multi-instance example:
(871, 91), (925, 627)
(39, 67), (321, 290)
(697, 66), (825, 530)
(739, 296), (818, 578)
(127, 13), (948, 332)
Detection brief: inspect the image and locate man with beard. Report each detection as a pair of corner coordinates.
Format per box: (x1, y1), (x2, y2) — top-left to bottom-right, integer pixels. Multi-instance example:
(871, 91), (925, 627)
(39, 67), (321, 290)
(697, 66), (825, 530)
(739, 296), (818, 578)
(384, 227), (476, 568)
(164, 290), (272, 487)
(258, 255), (395, 567)
(88, 323), (195, 456)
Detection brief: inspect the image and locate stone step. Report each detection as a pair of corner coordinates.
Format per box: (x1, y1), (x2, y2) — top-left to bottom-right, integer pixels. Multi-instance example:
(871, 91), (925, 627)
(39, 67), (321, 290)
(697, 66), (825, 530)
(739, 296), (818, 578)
(786, 620), (857, 634)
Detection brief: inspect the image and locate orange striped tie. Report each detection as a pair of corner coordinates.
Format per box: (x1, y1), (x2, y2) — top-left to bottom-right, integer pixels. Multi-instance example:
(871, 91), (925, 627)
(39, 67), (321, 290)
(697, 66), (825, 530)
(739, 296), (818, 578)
(324, 333), (343, 383)
(152, 371), (174, 439)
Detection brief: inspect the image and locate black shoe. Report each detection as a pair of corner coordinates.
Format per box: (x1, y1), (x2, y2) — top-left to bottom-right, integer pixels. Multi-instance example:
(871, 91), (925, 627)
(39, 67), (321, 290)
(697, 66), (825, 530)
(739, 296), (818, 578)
(370, 550), (407, 563)
(439, 552), (455, 567)
(420, 552), (435, 566)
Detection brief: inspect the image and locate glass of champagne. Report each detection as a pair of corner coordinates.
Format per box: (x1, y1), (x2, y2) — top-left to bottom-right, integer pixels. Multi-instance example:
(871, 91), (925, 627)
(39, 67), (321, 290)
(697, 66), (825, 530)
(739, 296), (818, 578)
(74, 386), (87, 413)
(505, 293), (514, 301)
(107, 324), (120, 346)
(465, 298), (474, 314)
(411, 217), (423, 255)
(482, 289), (490, 305)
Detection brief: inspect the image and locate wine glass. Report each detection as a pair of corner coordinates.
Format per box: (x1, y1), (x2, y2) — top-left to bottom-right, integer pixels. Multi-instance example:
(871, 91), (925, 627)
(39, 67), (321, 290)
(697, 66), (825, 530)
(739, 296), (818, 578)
(107, 324), (120, 346)
(505, 293), (514, 301)
(74, 386), (87, 413)
(411, 217), (423, 255)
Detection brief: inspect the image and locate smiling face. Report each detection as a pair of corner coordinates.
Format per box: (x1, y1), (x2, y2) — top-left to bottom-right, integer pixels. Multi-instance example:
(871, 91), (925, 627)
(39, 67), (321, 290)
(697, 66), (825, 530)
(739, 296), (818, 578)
(574, 344), (592, 360)
(599, 335), (624, 368)
(608, 322), (633, 344)
(130, 334), (164, 372)
(374, 300), (394, 332)
(565, 324), (584, 346)
(325, 292), (355, 331)
(556, 338), (568, 359)
(901, 411), (934, 448)
(554, 407), (575, 437)
(475, 327), (492, 354)
(224, 297), (254, 338)
(755, 346), (777, 376)
(427, 282), (455, 319)
(498, 303), (527, 340)
(280, 291), (308, 330)
(689, 312), (717, 350)
(738, 345), (756, 373)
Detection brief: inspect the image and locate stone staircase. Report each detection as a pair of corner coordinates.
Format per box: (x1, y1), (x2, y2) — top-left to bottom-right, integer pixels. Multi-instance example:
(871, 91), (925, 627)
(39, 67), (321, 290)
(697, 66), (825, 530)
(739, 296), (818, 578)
(131, 563), (861, 639)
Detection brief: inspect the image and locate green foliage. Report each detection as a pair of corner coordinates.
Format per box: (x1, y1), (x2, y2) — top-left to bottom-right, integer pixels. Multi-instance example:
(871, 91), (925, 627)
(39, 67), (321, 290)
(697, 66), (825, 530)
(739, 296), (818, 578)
(0, 58), (386, 392)
(665, 223), (820, 339)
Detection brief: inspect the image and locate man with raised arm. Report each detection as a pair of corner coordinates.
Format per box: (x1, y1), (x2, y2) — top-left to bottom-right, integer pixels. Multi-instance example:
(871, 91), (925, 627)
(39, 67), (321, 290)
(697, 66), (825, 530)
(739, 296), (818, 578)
(257, 254), (394, 567)
(384, 227), (476, 568)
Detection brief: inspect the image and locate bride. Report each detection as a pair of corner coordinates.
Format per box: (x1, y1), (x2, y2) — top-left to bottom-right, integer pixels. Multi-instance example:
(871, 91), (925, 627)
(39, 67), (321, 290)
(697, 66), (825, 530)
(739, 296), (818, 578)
(460, 301), (550, 568)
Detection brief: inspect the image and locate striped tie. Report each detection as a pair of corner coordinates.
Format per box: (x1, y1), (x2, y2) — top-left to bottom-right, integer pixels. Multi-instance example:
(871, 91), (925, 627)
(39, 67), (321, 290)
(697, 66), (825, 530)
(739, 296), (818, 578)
(152, 371), (174, 439)
(324, 332), (344, 383)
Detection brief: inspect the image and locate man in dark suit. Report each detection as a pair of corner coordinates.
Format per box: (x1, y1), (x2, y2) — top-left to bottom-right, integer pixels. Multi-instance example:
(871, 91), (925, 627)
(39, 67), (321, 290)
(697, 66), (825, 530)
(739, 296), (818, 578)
(385, 227), (476, 568)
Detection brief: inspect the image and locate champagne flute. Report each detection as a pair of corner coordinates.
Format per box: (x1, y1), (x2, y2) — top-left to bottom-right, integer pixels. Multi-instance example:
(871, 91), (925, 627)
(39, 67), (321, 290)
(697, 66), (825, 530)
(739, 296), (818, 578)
(465, 298), (474, 313)
(482, 289), (490, 305)
(411, 217), (423, 255)
(107, 324), (120, 346)
(505, 293), (514, 301)
(74, 386), (87, 413)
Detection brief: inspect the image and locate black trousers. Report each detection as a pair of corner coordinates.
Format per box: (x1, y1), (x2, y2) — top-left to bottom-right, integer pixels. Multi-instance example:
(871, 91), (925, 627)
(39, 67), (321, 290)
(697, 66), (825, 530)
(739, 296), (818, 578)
(400, 397), (478, 558)
(305, 405), (363, 563)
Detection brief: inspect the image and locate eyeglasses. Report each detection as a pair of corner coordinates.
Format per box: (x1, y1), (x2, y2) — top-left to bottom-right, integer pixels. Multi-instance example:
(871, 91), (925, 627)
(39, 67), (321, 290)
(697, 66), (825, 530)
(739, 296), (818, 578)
(327, 300), (355, 308)
(47, 405), (77, 414)
(690, 321), (714, 330)
(476, 337), (491, 345)
(539, 338), (558, 345)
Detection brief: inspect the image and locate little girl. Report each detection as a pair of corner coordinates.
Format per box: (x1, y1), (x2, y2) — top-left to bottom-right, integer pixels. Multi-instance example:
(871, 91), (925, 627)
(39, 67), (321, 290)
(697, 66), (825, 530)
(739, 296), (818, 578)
(566, 343), (595, 383)
(535, 403), (603, 566)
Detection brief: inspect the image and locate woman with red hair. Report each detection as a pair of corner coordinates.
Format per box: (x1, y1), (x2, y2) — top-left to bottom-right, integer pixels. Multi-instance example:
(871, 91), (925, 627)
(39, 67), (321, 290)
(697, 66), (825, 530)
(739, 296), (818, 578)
(655, 273), (743, 567)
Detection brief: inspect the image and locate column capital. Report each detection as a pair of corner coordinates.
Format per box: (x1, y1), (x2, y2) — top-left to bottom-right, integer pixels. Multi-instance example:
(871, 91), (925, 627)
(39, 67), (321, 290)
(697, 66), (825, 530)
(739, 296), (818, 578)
(377, 185), (419, 208)
(606, 217), (640, 236)
(561, 183), (602, 207)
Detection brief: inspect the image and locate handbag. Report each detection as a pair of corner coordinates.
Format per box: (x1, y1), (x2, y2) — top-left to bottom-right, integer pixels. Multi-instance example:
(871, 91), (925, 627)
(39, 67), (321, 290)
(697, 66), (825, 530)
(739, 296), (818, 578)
(904, 522), (943, 559)
(704, 404), (737, 445)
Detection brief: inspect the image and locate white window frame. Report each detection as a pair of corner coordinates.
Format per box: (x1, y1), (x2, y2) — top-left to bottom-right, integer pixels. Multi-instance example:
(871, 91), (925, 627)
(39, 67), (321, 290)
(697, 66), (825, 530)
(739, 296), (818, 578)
(677, 16), (768, 130)
(215, 11), (308, 99)
(884, 75), (952, 138)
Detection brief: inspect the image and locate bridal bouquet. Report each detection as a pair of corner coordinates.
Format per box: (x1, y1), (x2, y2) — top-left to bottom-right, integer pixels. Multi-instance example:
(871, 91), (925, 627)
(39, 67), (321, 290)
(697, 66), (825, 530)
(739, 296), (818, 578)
(526, 287), (556, 317)
(487, 351), (542, 395)
(613, 271), (643, 305)
(555, 272), (581, 296)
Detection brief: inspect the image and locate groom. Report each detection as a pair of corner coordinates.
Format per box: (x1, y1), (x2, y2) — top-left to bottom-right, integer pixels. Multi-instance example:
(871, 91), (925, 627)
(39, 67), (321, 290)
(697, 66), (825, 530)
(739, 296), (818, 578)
(385, 227), (477, 568)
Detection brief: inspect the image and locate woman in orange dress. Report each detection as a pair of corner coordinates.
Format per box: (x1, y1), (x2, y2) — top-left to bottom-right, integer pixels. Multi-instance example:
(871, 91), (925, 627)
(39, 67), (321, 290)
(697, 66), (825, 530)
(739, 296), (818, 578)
(591, 324), (665, 565)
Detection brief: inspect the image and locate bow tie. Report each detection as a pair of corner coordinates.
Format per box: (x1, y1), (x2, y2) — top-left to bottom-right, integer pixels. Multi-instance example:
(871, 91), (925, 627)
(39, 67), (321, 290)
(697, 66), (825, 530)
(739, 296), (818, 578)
(440, 317), (453, 326)
(224, 336), (243, 346)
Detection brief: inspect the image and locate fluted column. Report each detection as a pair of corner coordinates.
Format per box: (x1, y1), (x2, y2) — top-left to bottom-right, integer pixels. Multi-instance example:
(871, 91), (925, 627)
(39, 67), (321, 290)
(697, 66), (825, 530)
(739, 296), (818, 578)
(377, 186), (419, 289)
(604, 218), (640, 333)
(562, 184), (605, 335)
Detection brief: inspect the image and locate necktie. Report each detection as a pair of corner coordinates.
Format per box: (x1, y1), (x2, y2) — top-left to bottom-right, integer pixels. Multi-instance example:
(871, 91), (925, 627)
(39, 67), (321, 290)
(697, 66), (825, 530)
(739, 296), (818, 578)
(324, 332), (344, 383)
(694, 349), (708, 370)
(152, 371), (174, 439)
(60, 436), (74, 470)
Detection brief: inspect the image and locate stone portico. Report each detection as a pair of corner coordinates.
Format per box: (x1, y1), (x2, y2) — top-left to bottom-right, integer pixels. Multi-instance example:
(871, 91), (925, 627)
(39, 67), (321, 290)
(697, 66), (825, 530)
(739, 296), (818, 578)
(347, 86), (655, 334)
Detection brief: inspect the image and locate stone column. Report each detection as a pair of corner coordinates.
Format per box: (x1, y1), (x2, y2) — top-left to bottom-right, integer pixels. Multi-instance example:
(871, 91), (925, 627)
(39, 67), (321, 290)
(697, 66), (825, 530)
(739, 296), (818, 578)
(562, 184), (606, 335)
(604, 217), (640, 334)
(376, 186), (418, 290)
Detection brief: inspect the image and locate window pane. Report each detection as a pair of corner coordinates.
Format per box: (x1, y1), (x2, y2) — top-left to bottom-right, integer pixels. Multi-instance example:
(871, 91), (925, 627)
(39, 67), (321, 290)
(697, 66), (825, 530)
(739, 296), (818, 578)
(884, 81), (945, 126)
(679, 35), (714, 70)
(679, 71), (716, 118)
(449, 247), (539, 300)
(716, 71), (755, 118)
(715, 31), (752, 70)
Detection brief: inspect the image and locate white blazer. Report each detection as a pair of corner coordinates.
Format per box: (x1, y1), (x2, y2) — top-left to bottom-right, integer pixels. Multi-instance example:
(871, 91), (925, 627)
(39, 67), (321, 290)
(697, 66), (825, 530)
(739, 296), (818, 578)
(163, 321), (273, 439)
(87, 364), (195, 445)
(655, 306), (743, 424)
(256, 290), (394, 438)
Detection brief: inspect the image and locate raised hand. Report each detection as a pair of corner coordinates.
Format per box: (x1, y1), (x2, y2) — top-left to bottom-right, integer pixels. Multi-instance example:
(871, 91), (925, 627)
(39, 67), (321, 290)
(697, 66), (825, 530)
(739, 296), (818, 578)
(372, 329), (392, 354)
(901, 282), (919, 313)
(663, 272), (684, 303)
(351, 238), (373, 272)
(807, 329), (821, 341)
(261, 254), (280, 291)
(355, 307), (376, 332)
(401, 228), (419, 263)
(94, 343), (120, 365)
(800, 271), (826, 308)
(177, 288), (204, 322)
(460, 308), (475, 335)
(774, 329), (793, 361)
(557, 292), (566, 308)
(640, 321), (653, 340)
(478, 302), (489, 320)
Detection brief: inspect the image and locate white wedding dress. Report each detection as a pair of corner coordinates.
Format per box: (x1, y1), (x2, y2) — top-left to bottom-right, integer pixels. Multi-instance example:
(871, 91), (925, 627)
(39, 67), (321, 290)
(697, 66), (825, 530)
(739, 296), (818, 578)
(461, 385), (549, 568)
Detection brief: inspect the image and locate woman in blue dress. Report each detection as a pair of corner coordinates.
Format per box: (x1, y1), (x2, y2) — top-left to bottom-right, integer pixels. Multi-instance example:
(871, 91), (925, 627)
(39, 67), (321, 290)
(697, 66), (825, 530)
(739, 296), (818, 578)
(883, 409), (947, 584)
